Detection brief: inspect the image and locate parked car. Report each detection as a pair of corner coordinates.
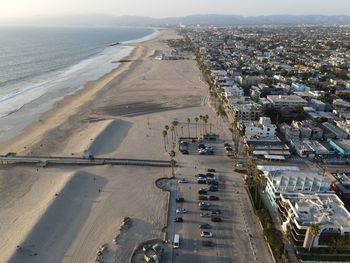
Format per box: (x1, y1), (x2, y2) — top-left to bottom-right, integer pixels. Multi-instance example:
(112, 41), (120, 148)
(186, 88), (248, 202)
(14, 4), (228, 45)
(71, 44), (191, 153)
(198, 143), (206, 150)
(207, 168), (216, 172)
(195, 173), (206, 178)
(198, 189), (208, 195)
(202, 240), (215, 247)
(178, 178), (187, 183)
(175, 217), (183, 222)
(206, 173), (215, 178)
(197, 178), (206, 184)
(199, 223), (211, 229)
(200, 211), (211, 217)
(181, 149), (189, 154)
(206, 178), (218, 185)
(209, 195), (219, 200)
(198, 195), (208, 200)
(201, 231), (213, 238)
(180, 141), (189, 146)
(209, 185), (218, 192)
(200, 206), (211, 211)
(211, 217), (222, 222)
(211, 209), (221, 215)
(199, 201), (211, 207)
(176, 208), (187, 214)
(224, 142), (230, 147)
(176, 197), (185, 202)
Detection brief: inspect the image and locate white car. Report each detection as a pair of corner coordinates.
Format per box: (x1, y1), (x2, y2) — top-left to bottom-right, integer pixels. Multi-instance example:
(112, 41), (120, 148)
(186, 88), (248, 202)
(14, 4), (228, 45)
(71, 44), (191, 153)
(201, 231), (213, 238)
(199, 201), (211, 207)
(176, 208), (187, 214)
(178, 178), (187, 183)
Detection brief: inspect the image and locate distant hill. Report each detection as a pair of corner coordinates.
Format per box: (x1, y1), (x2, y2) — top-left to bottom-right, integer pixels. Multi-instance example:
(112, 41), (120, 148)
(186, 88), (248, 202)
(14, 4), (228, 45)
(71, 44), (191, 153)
(1, 14), (350, 27)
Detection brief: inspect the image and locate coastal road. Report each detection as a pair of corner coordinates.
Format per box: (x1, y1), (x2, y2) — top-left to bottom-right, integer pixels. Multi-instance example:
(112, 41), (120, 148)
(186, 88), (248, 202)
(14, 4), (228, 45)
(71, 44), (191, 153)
(172, 140), (273, 263)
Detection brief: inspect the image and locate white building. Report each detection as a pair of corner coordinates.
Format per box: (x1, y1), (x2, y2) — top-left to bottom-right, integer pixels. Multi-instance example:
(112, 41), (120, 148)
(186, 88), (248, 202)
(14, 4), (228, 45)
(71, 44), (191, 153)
(260, 169), (332, 208)
(244, 117), (276, 138)
(222, 85), (244, 99)
(278, 193), (350, 249)
(267, 95), (308, 110)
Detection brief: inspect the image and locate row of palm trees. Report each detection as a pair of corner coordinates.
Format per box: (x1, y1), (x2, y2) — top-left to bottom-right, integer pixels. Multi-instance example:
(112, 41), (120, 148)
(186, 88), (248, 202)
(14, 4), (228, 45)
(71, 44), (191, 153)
(162, 116), (214, 152)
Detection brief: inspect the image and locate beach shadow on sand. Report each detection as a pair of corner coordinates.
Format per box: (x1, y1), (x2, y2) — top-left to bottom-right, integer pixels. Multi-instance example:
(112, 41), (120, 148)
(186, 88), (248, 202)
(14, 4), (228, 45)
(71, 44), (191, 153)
(88, 119), (132, 156)
(8, 171), (107, 263)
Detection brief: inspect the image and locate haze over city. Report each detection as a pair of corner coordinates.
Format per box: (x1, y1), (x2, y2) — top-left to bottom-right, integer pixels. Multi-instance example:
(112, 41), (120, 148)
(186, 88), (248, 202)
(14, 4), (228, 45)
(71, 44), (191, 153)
(1, 0), (350, 18)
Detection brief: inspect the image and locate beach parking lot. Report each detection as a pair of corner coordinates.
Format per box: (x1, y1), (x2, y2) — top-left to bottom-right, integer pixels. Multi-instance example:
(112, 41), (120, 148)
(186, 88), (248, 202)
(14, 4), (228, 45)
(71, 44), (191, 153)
(171, 139), (274, 263)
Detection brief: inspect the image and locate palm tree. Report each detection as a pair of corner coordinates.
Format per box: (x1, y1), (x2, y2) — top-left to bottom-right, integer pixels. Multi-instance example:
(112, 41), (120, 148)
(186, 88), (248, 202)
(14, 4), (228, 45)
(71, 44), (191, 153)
(242, 144), (249, 159)
(187, 118), (191, 137)
(169, 150), (176, 178)
(203, 116), (208, 134)
(199, 115), (203, 135)
(172, 120), (179, 138)
(162, 130), (168, 151)
(170, 159), (177, 178)
(216, 111), (220, 129)
(308, 224), (320, 252)
(195, 117), (199, 137)
(170, 125), (175, 142)
(165, 125), (169, 133)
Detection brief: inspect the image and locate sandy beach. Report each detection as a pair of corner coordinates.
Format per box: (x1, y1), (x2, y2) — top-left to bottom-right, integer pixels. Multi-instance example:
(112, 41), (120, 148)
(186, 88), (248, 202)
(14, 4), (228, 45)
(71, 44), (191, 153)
(0, 29), (210, 262)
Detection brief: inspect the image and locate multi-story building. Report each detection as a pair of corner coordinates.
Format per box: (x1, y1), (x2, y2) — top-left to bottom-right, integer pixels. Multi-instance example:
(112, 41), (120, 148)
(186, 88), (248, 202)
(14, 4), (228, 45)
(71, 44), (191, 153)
(278, 193), (350, 249)
(260, 169), (332, 207)
(230, 102), (262, 121)
(243, 117), (276, 138)
(267, 95), (308, 110)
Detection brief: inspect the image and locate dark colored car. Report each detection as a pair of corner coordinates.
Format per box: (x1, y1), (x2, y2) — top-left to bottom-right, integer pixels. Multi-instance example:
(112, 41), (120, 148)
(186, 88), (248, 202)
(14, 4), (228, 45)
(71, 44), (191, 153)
(202, 240), (215, 247)
(198, 143), (206, 150)
(198, 195), (208, 200)
(198, 189), (208, 195)
(199, 223), (211, 229)
(180, 141), (189, 146)
(206, 173), (215, 178)
(206, 179), (218, 185)
(181, 149), (189, 154)
(195, 173), (206, 178)
(175, 217), (183, 222)
(209, 195), (219, 200)
(200, 206), (210, 210)
(211, 209), (221, 215)
(176, 197), (185, 202)
(197, 179), (206, 184)
(211, 217), (222, 222)
(209, 185), (218, 192)
(224, 142), (231, 147)
(207, 168), (216, 172)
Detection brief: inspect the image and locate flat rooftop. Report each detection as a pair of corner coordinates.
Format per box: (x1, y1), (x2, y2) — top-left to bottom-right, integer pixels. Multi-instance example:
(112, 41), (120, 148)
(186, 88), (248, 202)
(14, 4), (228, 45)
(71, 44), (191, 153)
(265, 170), (332, 193)
(281, 193), (350, 228)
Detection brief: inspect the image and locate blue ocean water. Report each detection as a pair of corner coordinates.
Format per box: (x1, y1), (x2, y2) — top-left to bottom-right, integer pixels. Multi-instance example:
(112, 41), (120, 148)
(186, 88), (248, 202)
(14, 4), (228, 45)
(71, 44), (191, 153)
(0, 26), (155, 141)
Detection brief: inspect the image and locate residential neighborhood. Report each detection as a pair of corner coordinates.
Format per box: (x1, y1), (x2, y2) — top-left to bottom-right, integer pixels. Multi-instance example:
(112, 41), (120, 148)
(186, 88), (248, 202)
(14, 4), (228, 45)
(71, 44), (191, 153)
(175, 25), (350, 262)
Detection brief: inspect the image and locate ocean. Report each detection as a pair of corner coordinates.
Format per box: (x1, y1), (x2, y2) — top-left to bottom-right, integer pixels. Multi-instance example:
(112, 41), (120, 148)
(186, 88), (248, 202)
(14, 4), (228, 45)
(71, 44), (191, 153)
(0, 26), (155, 142)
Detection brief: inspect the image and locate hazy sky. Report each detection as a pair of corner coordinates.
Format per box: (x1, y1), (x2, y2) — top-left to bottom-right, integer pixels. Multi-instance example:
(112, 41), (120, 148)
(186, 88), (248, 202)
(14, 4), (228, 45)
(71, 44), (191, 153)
(1, 0), (349, 18)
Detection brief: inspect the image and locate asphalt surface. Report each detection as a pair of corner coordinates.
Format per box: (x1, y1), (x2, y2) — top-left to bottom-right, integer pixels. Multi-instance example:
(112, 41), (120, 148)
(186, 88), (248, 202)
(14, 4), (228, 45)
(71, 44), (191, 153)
(170, 139), (274, 263)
